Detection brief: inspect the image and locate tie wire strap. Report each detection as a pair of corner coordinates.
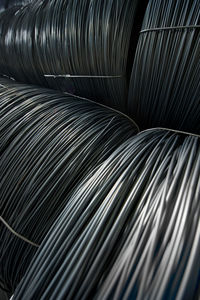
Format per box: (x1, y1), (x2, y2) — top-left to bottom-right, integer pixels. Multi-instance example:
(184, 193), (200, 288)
(44, 74), (124, 79)
(140, 24), (200, 33)
(0, 216), (39, 248)
(140, 127), (200, 138)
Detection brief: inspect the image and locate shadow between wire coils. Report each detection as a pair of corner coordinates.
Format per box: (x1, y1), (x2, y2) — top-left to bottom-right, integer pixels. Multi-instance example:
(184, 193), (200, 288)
(0, 77), (138, 294)
(0, 0), (142, 112)
(13, 128), (200, 300)
(128, 0), (200, 134)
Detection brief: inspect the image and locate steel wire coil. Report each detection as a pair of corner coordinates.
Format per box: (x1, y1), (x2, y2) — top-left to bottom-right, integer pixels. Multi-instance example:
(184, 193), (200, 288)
(0, 0), (142, 112)
(0, 77), (138, 293)
(13, 128), (200, 300)
(128, 0), (200, 134)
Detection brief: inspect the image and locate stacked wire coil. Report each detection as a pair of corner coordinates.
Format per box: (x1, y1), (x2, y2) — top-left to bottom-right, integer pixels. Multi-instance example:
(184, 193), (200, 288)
(12, 128), (200, 300)
(0, 77), (138, 294)
(128, 0), (200, 134)
(0, 0), (200, 299)
(0, 0), (141, 111)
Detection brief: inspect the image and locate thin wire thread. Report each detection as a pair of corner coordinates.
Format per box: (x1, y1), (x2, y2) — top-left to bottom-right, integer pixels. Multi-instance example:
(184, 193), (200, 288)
(140, 25), (200, 33)
(140, 127), (200, 138)
(0, 216), (39, 248)
(62, 90), (140, 132)
(44, 74), (124, 79)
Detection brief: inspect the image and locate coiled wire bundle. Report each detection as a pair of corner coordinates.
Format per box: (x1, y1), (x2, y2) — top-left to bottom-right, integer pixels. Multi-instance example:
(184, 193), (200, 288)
(13, 129), (200, 300)
(128, 0), (200, 134)
(97, 130), (200, 300)
(0, 77), (138, 294)
(0, 0), (141, 111)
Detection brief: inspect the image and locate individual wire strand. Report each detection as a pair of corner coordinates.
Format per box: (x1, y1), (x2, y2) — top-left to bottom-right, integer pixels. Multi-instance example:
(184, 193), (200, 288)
(0, 217), (39, 248)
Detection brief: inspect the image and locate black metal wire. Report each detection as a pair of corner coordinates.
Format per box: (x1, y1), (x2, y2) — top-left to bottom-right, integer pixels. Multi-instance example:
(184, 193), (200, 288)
(0, 0), (32, 13)
(128, 0), (200, 134)
(0, 0), (141, 112)
(13, 129), (200, 300)
(97, 131), (200, 300)
(7, 0), (33, 7)
(0, 77), (138, 294)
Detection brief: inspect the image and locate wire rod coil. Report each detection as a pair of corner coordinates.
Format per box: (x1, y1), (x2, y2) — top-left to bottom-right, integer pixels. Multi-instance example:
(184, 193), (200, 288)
(0, 77), (138, 293)
(13, 128), (200, 300)
(0, 0), (141, 112)
(128, 0), (200, 134)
